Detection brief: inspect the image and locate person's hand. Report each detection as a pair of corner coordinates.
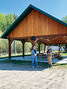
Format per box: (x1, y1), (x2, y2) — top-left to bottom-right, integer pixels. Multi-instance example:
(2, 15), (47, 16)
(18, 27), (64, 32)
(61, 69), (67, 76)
(46, 53), (47, 56)
(35, 54), (36, 56)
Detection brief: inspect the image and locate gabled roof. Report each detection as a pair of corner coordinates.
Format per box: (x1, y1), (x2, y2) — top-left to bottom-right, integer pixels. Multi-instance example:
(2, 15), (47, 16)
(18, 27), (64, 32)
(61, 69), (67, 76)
(1, 4), (67, 38)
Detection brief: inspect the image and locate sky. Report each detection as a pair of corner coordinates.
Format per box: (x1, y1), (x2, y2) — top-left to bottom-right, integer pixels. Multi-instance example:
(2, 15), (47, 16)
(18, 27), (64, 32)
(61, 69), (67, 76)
(0, 0), (67, 20)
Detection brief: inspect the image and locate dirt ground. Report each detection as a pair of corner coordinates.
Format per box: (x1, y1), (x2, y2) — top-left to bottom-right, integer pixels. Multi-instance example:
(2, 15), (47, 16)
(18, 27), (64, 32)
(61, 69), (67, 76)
(0, 63), (67, 89)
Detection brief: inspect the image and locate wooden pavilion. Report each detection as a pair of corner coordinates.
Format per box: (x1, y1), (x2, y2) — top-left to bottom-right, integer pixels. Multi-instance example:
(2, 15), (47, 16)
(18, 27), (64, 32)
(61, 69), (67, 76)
(1, 4), (67, 59)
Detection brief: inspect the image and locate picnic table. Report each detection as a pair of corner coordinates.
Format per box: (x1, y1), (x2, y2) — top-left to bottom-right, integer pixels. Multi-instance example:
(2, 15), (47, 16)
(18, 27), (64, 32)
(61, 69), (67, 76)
(37, 52), (61, 59)
(37, 53), (47, 59)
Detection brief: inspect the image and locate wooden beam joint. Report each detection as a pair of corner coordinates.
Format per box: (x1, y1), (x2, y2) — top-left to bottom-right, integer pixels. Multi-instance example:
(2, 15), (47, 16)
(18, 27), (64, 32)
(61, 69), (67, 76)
(28, 37), (39, 48)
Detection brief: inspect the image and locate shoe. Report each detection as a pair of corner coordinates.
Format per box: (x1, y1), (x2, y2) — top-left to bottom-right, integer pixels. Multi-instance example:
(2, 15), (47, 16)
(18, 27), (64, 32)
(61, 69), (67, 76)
(36, 66), (39, 68)
(32, 66), (34, 68)
(49, 65), (52, 68)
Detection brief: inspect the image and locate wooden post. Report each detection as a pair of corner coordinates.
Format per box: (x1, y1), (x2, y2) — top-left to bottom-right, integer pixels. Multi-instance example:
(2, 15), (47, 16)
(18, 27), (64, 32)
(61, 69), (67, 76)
(23, 41), (25, 57)
(9, 41), (11, 59)
(58, 44), (61, 56)
(8, 39), (13, 59)
(44, 44), (46, 53)
(38, 43), (40, 53)
(21, 40), (25, 57)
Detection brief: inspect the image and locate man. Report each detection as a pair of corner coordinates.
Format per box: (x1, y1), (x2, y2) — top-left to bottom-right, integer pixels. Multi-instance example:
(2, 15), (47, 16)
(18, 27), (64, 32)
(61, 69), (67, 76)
(31, 46), (39, 68)
(46, 46), (52, 68)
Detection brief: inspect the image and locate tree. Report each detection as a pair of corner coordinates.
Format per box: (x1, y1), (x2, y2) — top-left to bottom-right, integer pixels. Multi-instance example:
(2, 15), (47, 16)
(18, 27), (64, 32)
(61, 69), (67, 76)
(0, 14), (6, 32)
(13, 13), (17, 54)
(0, 13), (17, 55)
(62, 16), (67, 23)
(0, 13), (17, 32)
(5, 13), (17, 31)
(62, 16), (67, 52)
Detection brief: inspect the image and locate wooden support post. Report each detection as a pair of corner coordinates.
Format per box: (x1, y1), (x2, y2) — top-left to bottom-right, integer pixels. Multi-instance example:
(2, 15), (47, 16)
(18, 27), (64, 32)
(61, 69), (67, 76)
(44, 44), (46, 53)
(58, 44), (61, 56)
(9, 41), (11, 59)
(38, 43), (40, 53)
(21, 40), (25, 57)
(8, 39), (13, 59)
(23, 42), (25, 57)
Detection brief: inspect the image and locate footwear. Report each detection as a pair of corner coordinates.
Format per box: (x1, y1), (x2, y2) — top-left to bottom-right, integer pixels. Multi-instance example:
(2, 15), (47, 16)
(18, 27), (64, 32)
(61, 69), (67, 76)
(36, 66), (39, 68)
(32, 66), (34, 68)
(49, 65), (52, 68)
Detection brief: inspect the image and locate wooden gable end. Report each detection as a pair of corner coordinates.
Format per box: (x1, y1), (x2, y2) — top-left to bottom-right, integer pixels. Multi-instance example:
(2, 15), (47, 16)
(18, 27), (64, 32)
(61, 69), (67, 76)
(8, 9), (67, 38)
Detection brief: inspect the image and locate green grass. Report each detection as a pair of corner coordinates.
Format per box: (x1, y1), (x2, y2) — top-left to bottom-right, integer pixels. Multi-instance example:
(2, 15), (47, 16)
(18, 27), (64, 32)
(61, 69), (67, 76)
(0, 59), (67, 69)
(60, 53), (67, 56)
(0, 54), (31, 59)
(53, 63), (67, 68)
(0, 52), (67, 59)
(0, 51), (67, 59)
(3, 69), (6, 70)
(0, 59), (49, 68)
(0, 59), (31, 65)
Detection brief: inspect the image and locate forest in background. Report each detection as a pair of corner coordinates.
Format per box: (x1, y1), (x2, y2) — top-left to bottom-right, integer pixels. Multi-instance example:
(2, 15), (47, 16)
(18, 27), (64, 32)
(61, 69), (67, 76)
(0, 13), (67, 56)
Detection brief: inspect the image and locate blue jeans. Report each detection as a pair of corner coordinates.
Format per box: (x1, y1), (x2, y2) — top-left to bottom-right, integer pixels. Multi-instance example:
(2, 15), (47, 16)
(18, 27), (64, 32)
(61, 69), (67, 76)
(31, 56), (38, 67)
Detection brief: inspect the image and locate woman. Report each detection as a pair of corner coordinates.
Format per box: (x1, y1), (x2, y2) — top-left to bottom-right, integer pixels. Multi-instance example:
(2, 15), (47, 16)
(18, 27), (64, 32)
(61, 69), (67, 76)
(31, 46), (39, 68)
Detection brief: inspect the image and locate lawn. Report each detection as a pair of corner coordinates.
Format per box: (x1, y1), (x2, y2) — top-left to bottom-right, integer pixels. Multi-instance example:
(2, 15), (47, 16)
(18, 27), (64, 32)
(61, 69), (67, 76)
(60, 53), (67, 56)
(0, 51), (67, 59)
(0, 59), (49, 68)
(0, 59), (67, 69)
